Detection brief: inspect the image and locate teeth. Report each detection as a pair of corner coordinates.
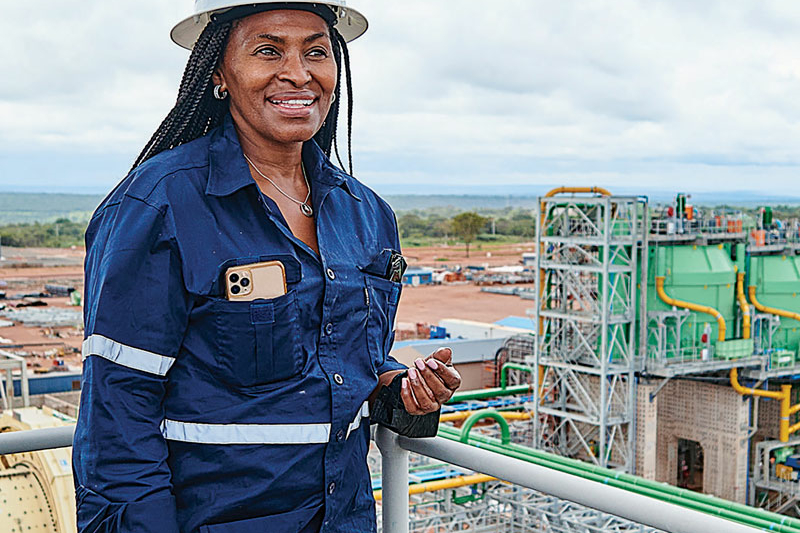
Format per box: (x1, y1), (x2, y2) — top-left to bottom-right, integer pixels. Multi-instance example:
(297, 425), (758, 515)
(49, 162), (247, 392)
(272, 99), (314, 107)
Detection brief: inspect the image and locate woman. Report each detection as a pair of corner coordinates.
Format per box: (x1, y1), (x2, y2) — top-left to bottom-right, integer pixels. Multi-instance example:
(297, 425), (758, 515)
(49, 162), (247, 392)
(73, 2), (461, 532)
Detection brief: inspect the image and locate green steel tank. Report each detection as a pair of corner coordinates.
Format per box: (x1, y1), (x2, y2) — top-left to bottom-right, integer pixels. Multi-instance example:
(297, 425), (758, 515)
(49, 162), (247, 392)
(748, 254), (800, 356)
(647, 244), (737, 359)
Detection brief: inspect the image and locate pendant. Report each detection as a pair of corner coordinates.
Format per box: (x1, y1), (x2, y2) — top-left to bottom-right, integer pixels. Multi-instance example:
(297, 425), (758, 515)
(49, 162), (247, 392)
(300, 203), (314, 217)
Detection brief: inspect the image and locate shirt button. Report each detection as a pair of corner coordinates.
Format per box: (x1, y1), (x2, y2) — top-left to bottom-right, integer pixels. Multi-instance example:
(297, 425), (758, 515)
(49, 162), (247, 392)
(328, 482), (336, 495)
(336, 429), (345, 441)
(325, 323), (333, 335)
(333, 373), (344, 385)
(326, 268), (336, 280)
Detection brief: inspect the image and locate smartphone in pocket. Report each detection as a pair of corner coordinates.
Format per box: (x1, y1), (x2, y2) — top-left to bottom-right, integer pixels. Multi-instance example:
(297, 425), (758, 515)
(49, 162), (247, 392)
(225, 260), (287, 301)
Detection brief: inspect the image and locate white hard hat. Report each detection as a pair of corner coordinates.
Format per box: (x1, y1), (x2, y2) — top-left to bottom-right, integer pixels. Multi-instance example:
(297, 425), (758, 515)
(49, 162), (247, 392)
(171, 0), (368, 50)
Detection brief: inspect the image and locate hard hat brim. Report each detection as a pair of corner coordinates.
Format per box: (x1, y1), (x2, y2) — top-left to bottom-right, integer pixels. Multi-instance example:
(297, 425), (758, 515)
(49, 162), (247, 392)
(171, 0), (368, 50)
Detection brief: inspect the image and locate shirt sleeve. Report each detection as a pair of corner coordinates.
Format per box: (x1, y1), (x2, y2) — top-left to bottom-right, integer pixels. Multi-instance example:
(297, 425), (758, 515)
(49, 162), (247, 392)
(375, 210), (408, 376)
(73, 196), (190, 533)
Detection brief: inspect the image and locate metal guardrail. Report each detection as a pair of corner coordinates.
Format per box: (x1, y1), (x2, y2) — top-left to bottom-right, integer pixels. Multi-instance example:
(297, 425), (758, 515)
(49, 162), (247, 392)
(0, 425), (763, 532)
(0, 425), (74, 454)
(374, 427), (761, 533)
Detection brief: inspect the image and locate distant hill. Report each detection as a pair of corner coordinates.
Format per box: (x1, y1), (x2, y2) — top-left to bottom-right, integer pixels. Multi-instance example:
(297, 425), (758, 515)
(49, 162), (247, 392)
(0, 190), (798, 224)
(383, 195), (540, 212)
(0, 193), (103, 224)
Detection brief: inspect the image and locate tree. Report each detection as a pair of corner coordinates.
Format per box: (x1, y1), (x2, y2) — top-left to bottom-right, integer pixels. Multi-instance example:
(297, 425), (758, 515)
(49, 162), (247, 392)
(450, 212), (488, 257)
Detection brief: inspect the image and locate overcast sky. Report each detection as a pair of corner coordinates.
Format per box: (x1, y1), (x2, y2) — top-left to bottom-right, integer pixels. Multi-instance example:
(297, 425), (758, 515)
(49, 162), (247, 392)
(2, 1), (800, 197)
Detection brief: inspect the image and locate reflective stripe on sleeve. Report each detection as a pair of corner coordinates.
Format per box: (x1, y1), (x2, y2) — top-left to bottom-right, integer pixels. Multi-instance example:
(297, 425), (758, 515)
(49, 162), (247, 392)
(82, 334), (175, 376)
(161, 419), (331, 444)
(161, 401), (371, 445)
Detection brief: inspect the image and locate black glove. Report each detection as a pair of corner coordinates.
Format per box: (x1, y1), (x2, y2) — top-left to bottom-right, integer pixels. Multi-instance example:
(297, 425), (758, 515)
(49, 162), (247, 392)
(371, 371), (440, 438)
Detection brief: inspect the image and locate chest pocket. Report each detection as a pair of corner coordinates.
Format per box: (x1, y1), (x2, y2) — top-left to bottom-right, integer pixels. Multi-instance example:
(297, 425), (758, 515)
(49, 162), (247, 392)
(363, 273), (401, 373)
(212, 293), (303, 387)
(211, 255), (304, 388)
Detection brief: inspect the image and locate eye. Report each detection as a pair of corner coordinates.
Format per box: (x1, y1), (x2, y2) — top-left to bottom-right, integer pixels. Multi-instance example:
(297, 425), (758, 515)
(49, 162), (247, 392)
(307, 47), (329, 59)
(255, 46), (280, 57)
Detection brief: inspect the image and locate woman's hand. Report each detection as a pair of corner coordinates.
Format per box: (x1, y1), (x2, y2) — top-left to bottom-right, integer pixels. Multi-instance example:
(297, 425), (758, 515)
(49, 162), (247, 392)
(400, 347), (461, 415)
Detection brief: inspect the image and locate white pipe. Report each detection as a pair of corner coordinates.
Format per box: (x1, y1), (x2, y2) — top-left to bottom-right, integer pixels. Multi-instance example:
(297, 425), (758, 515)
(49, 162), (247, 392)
(375, 427), (409, 533)
(398, 435), (762, 533)
(0, 425), (75, 454)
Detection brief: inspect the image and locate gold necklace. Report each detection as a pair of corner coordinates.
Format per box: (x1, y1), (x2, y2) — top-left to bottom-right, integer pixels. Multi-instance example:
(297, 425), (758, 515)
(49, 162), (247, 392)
(242, 153), (313, 218)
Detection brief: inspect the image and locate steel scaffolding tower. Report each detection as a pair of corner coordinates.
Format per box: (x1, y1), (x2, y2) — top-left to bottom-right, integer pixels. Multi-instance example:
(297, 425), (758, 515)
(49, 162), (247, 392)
(534, 194), (645, 471)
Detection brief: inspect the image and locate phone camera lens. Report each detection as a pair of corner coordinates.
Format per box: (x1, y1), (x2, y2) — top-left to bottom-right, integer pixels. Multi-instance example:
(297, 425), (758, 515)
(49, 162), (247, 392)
(240, 278), (250, 287)
(230, 285), (241, 294)
(229, 273), (240, 283)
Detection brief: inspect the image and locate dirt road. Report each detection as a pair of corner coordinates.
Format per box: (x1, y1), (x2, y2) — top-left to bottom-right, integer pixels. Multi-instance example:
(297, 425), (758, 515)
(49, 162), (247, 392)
(396, 283), (534, 325)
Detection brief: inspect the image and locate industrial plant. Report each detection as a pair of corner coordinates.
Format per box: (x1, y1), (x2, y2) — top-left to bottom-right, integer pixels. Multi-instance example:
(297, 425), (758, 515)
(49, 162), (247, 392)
(2, 187), (800, 532)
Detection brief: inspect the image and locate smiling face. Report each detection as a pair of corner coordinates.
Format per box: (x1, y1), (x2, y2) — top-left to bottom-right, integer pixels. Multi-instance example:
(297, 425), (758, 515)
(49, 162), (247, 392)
(213, 10), (337, 147)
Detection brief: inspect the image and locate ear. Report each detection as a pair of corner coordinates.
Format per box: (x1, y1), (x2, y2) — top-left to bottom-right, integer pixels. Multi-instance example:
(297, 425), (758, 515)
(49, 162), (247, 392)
(212, 68), (224, 88)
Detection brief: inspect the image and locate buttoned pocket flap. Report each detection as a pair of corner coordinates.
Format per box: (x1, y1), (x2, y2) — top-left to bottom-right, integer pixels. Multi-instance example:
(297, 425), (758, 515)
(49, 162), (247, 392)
(359, 248), (397, 278)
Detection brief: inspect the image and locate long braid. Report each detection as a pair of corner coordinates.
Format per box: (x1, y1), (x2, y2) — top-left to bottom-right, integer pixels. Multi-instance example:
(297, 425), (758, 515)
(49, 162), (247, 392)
(131, 22), (232, 170)
(132, 17), (356, 176)
(334, 31), (354, 175)
(311, 25), (342, 156)
(330, 36), (346, 171)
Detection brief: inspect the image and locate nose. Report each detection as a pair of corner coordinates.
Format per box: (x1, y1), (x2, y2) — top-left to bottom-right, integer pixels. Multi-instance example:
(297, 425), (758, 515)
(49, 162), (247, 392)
(278, 52), (312, 87)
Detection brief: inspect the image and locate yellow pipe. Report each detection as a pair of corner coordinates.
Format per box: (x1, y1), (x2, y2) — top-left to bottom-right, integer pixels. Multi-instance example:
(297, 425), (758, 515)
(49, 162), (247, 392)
(730, 368), (797, 442)
(782, 385), (793, 443)
(373, 474), (497, 501)
(736, 272), (751, 339)
(748, 286), (800, 324)
(730, 368), (783, 400)
(440, 410), (532, 423)
(543, 186), (613, 199)
(731, 279), (800, 441)
(656, 276), (726, 342)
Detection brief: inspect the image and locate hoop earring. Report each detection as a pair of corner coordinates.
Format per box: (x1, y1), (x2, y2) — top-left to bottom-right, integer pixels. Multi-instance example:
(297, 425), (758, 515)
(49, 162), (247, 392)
(213, 84), (228, 100)
(331, 92), (336, 103)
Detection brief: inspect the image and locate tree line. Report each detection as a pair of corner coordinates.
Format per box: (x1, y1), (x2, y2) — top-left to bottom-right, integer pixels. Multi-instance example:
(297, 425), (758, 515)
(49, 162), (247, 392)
(0, 219), (86, 248)
(398, 209), (537, 254)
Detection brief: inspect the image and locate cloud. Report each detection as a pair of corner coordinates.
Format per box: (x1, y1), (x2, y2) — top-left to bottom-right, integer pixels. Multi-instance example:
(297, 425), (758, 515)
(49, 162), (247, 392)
(2, 0), (800, 195)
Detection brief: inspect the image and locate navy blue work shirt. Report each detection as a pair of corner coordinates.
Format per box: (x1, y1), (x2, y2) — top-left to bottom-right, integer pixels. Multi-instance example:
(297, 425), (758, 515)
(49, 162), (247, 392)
(72, 113), (406, 533)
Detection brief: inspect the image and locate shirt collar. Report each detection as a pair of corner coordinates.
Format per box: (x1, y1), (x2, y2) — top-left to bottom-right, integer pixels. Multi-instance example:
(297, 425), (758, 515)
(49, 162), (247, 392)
(206, 113), (361, 202)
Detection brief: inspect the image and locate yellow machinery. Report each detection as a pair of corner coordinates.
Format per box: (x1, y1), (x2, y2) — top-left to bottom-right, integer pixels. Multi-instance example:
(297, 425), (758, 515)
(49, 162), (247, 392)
(0, 407), (76, 533)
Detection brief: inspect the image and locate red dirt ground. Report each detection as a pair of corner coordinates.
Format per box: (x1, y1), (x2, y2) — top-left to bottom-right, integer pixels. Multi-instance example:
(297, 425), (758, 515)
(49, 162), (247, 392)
(395, 283), (534, 326)
(0, 243), (534, 366)
(402, 242), (536, 269)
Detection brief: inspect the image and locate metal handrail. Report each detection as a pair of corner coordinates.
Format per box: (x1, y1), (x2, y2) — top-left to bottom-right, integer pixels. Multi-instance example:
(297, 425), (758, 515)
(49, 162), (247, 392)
(0, 425), (765, 532)
(375, 426), (762, 533)
(0, 425), (74, 454)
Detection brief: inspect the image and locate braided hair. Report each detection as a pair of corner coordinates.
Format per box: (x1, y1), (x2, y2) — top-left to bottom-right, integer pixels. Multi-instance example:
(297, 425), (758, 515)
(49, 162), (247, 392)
(131, 16), (355, 174)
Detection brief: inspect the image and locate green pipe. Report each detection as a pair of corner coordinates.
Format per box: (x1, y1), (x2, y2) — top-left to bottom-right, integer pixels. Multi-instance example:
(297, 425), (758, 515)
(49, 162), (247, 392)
(440, 426), (776, 530)
(448, 384), (532, 404)
(439, 426), (800, 533)
(441, 424), (800, 531)
(499, 363), (534, 389)
(450, 418), (800, 529)
(439, 429), (790, 532)
(444, 399), (800, 530)
(459, 410), (511, 445)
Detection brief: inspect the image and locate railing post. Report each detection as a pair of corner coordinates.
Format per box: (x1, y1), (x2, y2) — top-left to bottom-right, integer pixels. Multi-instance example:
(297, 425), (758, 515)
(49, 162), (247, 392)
(375, 426), (409, 533)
